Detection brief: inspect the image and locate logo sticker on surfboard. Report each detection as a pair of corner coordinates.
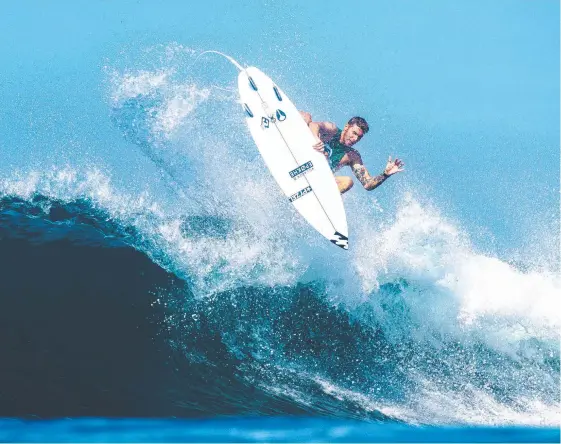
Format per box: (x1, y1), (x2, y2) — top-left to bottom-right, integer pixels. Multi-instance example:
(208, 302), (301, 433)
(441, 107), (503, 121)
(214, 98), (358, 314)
(289, 161), (314, 180)
(288, 186), (312, 202)
(275, 109), (286, 121)
(261, 117), (270, 129)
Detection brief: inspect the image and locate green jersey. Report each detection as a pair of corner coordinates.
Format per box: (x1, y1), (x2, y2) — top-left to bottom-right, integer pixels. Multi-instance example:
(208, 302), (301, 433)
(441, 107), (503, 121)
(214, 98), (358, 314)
(325, 130), (351, 171)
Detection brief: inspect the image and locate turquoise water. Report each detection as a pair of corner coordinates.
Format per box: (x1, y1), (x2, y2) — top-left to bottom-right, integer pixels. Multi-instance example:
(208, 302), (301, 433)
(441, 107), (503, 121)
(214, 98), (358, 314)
(0, 418), (559, 442)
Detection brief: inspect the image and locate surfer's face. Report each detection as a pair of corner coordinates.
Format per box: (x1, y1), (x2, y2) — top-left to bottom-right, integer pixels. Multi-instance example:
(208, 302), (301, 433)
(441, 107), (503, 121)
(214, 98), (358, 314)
(341, 124), (364, 147)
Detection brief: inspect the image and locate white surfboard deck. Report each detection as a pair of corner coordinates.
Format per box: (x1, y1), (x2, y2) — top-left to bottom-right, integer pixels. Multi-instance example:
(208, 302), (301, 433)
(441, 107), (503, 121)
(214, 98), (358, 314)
(237, 67), (348, 250)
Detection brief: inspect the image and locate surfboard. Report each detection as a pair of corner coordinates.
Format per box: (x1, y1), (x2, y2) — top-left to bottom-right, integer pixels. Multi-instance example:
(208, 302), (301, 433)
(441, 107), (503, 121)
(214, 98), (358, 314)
(237, 67), (348, 250)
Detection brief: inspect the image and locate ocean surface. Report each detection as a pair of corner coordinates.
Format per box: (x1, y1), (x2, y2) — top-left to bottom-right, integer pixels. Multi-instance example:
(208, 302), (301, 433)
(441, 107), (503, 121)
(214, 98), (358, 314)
(1, 1), (559, 442)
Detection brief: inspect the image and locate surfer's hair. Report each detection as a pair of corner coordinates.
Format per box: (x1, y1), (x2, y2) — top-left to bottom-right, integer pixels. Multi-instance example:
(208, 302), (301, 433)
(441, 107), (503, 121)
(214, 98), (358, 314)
(347, 117), (369, 133)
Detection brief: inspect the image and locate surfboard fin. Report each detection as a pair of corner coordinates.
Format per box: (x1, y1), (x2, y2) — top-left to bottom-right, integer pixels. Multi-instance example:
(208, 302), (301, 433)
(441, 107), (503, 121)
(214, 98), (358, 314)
(330, 231), (348, 250)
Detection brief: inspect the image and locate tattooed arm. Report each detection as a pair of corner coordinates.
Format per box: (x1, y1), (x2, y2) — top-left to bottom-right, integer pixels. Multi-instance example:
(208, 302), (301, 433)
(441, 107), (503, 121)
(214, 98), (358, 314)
(349, 151), (405, 191)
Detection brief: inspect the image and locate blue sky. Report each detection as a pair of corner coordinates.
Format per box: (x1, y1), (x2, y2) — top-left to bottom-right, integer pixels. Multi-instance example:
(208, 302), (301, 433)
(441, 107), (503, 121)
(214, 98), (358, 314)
(1, 0), (559, 258)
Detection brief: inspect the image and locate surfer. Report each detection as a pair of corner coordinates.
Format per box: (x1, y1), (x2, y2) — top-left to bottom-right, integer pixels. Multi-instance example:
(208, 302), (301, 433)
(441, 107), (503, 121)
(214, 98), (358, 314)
(300, 112), (404, 194)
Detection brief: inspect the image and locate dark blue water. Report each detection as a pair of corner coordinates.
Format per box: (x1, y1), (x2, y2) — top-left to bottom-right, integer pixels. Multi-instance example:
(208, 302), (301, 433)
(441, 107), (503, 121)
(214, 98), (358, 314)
(0, 196), (400, 420)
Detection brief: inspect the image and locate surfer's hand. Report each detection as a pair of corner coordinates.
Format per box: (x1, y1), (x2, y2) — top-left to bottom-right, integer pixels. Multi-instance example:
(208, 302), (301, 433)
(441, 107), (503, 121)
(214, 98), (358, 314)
(312, 140), (328, 158)
(384, 156), (405, 176)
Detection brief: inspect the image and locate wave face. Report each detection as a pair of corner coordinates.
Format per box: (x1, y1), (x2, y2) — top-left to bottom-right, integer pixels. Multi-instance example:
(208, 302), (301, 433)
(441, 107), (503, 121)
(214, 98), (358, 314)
(1, 43), (559, 425)
(0, 190), (558, 424)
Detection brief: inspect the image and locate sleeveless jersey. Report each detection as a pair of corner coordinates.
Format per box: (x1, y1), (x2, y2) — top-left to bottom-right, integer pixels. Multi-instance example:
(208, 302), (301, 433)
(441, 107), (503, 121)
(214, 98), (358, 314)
(325, 130), (350, 171)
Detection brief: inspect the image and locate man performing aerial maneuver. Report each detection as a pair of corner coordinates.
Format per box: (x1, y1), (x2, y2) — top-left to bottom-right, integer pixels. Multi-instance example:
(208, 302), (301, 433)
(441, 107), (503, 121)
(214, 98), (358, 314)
(197, 50), (402, 248)
(300, 112), (405, 194)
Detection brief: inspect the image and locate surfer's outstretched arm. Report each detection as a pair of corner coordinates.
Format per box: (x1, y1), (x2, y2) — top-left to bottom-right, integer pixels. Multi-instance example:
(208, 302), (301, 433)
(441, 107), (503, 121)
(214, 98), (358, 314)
(349, 152), (404, 191)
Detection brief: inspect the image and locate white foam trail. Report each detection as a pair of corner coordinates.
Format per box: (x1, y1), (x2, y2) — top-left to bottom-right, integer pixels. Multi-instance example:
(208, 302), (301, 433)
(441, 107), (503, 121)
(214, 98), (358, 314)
(312, 376), (411, 421)
(107, 66), (211, 140)
(309, 374), (560, 426)
(152, 84), (210, 136)
(412, 377), (561, 426)
(108, 69), (171, 103)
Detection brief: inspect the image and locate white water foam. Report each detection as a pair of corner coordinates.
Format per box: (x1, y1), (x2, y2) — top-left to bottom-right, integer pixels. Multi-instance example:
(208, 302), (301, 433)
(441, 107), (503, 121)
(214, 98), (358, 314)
(412, 377), (561, 426)
(107, 67), (211, 141)
(348, 193), (560, 345)
(312, 374), (561, 426)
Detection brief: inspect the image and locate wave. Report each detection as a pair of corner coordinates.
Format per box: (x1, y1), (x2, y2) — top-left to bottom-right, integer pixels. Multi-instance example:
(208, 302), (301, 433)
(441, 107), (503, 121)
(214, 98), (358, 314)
(0, 190), (558, 424)
(0, 194), (393, 420)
